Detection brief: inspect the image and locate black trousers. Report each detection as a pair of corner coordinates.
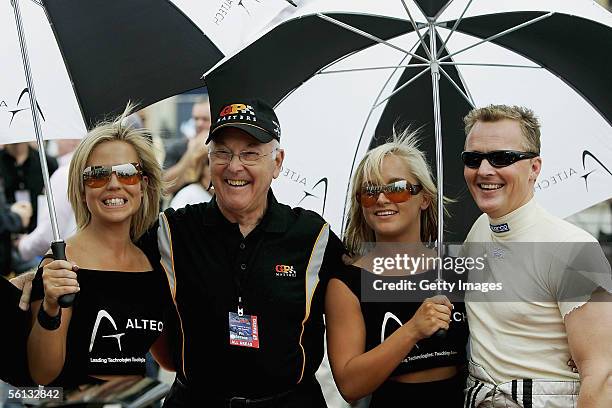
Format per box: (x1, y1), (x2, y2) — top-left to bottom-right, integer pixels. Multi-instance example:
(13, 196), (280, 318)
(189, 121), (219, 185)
(162, 377), (327, 408)
(369, 374), (465, 408)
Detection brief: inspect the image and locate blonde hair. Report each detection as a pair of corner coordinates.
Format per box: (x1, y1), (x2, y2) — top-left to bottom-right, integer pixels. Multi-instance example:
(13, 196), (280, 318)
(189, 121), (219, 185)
(344, 128), (443, 256)
(67, 105), (162, 241)
(464, 104), (541, 154)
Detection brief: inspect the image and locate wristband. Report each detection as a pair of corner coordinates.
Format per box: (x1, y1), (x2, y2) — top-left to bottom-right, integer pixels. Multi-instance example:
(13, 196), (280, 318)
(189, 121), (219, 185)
(37, 302), (61, 331)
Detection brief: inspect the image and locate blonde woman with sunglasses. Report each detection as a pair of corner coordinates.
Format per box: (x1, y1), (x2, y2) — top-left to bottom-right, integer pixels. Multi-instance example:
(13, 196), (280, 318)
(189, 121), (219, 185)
(27, 110), (173, 387)
(325, 129), (468, 407)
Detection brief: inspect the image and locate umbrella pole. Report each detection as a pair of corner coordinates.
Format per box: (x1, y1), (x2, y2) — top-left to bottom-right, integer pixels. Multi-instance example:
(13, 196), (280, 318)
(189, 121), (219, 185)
(429, 22), (447, 337)
(11, 0), (69, 299)
(428, 23), (444, 265)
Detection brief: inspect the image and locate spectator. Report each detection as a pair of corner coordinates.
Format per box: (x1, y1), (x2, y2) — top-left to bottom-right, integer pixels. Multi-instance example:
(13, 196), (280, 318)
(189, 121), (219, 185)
(18, 139), (79, 262)
(0, 142), (58, 232)
(168, 150), (213, 209)
(0, 194), (32, 276)
(163, 96), (211, 195)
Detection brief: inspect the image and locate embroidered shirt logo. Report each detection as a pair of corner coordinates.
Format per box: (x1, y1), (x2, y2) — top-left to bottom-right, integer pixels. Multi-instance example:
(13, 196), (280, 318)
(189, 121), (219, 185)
(275, 264), (296, 278)
(490, 223), (510, 233)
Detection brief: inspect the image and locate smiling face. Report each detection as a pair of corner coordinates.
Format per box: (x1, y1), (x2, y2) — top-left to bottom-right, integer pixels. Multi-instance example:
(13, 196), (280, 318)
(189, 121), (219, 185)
(209, 128), (283, 222)
(361, 154), (430, 243)
(83, 140), (146, 227)
(464, 119), (541, 219)
(192, 102), (211, 136)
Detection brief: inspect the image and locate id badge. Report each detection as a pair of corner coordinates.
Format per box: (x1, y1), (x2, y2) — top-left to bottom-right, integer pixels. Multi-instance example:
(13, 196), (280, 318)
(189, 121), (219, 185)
(228, 312), (259, 348)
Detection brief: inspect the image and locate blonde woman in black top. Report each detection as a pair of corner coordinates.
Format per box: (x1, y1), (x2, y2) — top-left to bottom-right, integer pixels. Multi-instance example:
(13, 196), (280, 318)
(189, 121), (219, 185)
(326, 129), (468, 407)
(28, 110), (173, 387)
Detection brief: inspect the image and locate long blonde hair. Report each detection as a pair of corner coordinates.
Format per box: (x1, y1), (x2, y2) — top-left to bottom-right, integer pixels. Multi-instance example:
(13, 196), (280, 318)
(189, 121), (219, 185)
(344, 128), (443, 256)
(67, 105), (162, 241)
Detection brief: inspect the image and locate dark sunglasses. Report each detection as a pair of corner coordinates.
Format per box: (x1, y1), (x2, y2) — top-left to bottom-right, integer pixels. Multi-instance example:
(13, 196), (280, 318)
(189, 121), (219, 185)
(356, 180), (423, 208)
(83, 162), (143, 188)
(461, 150), (539, 169)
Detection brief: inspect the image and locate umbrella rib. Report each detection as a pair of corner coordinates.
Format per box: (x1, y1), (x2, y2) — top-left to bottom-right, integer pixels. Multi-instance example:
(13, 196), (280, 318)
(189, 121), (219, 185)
(439, 12), (554, 63)
(432, 0), (456, 21)
(373, 66), (432, 109)
(316, 13), (429, 64)
(320, 64), (430, 74)
(436, 0), (474, 58)
(399, 0), (432, 60)
(440, 62), (542, 69)
(438, 66), (475, 108)
(448, 61), (477, 108)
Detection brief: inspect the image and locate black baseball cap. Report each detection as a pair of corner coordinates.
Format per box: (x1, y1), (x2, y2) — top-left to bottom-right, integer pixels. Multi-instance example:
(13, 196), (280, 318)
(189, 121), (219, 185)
(206, 98), (281, 144)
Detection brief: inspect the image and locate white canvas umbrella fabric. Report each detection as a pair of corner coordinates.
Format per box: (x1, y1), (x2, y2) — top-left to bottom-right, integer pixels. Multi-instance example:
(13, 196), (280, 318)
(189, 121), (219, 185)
(205, 0), (612, 239)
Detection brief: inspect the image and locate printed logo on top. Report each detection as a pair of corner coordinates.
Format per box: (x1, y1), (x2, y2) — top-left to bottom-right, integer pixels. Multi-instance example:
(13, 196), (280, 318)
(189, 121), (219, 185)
(216, 103), (256, 124)
(88, 309), (163, 366)
(275, 264), (296, 278)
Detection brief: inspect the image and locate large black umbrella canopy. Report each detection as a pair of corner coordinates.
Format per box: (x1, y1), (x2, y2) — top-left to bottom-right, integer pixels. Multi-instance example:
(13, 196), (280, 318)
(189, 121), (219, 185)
(43, 0), (223, 128)
(205, 2), (612, 241)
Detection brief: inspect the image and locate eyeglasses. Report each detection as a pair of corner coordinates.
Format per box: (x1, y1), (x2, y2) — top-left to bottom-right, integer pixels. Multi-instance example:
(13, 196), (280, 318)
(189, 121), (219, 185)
(461, 150), (539, 169)
(83, 162), (143, 188)
(356, 180), (423, 208)
(209, 149), (277, 166)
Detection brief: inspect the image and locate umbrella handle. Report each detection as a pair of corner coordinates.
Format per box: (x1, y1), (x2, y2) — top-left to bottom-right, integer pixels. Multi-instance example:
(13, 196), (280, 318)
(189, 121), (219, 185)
(52, 241), (76, 308)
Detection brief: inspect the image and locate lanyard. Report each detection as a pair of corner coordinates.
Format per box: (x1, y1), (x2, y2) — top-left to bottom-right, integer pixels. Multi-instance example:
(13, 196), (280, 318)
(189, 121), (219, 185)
(231, 227), (266, 317)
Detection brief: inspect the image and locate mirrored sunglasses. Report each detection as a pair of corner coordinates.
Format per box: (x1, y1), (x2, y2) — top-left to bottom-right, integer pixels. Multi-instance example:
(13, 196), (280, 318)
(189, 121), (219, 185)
(461, 150), (539, 169)
(356, 180), (423, 208)
(82, 162), (143, 188)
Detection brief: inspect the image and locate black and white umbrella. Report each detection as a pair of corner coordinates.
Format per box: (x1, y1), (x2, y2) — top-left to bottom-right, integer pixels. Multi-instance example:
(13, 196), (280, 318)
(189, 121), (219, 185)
(205, 0), (612, 243)
(1, 0), (304, 306)
(1, 0), (303, 143)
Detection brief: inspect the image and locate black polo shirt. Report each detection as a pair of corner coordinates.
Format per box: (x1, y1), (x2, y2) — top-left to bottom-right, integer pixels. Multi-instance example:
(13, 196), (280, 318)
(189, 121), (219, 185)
(138, 191), (346, 398)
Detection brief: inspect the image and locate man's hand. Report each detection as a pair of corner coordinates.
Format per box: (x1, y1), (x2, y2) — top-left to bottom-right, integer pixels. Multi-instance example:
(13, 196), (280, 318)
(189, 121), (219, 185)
(186, 133), (209, 168)
(11, 201), (32, 228)
(10, 270), (36, 311)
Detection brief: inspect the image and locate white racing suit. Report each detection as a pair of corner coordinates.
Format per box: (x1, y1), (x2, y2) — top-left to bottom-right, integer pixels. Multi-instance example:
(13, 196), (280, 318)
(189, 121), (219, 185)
(465, 360), (581, 408)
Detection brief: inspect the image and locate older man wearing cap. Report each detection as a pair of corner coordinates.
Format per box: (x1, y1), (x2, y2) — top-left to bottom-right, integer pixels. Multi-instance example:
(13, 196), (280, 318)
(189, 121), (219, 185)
(138, 98), (345, 407)
(461, 105), (612, 408)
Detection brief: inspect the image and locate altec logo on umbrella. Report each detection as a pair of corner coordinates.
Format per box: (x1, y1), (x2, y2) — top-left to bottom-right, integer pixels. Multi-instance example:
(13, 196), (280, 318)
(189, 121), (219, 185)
(1, 88), (45, 127)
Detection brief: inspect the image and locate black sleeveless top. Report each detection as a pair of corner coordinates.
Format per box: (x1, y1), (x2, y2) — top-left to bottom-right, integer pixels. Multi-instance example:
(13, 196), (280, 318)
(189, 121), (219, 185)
(332, 265), (468, 376)
(32, 265), (171, 387)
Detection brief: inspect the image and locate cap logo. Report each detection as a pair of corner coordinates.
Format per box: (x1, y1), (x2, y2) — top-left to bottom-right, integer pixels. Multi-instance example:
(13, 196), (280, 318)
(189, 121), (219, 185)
(220, 104), (255, 117)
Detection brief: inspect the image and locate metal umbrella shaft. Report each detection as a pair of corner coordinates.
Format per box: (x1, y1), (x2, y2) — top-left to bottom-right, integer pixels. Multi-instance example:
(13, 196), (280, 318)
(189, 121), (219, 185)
(429, 23), (445, 272)
(12, 0), (70, 305)
(429, 22), (447, 338)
